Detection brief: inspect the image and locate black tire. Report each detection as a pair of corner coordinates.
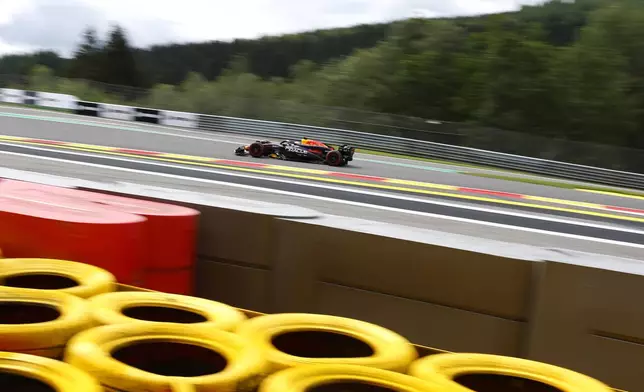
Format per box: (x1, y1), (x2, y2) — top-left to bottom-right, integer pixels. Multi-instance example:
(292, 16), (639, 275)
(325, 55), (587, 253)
(325, 150), (343, 167)
(249, 142), (264, 158)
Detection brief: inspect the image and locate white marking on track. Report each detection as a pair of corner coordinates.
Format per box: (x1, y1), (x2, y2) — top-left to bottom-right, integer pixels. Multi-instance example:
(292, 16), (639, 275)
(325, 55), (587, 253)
(1, 149), (642, 250)
(0, 146), (642, 245)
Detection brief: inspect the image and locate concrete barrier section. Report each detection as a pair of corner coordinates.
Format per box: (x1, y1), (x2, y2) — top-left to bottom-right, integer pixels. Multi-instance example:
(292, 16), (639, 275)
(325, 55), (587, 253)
(526, 251), (644, 390)
(269, 216), (542, 356)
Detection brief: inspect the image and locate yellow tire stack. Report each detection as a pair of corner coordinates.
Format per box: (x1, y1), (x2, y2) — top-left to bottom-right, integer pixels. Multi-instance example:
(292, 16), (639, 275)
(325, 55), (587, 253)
(69, 291), (259, 390)
(0, 351), (102, 392)
(64, 323), (267, 392)
(87, 291), (248, 331)
(0, 289), (93, 358)
(259, 364), (450, 392)
(0, 257), (616, 392)
(0, 258), (116, 390)
(0, 258), (116, 298)
(234, 312), (418, 373)
(407, 352), (614, 392)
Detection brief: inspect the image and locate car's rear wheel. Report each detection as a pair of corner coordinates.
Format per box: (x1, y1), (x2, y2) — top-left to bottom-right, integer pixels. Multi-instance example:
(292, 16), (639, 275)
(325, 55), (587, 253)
(248, 143), (264, 158)
(325, 150), (343, 167)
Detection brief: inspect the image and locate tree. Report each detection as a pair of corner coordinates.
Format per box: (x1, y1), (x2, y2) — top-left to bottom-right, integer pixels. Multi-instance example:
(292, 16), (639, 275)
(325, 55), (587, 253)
(76, 26), (101, 55)
(101, 24), (143, 88)
(68, 26), (103, 80)
(395, 21), (472, 120)
(0, 51), (64, 77)
(549, 28), (636, 146)
(224, 54), (250, 76)
(577, 0), (644, 148)
(28, 65), (56, 91)
(472, 21), (558, 133)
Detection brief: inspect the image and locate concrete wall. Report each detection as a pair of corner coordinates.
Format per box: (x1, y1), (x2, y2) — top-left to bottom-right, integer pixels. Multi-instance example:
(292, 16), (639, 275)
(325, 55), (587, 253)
(526, 254), (644, 390)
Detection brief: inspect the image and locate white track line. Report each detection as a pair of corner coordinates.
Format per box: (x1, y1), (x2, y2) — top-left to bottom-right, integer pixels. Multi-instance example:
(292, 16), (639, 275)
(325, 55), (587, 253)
(1, 149), (643, 249)
(0, 145), (642, 236)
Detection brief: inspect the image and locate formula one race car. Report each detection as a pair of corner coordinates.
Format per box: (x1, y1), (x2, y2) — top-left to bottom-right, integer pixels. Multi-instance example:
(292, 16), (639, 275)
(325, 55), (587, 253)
(234, 138), (355, 166)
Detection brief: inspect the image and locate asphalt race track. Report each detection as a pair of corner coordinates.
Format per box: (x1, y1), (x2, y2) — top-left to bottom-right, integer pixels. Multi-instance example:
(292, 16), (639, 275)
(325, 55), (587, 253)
(1, 104), (643, 259)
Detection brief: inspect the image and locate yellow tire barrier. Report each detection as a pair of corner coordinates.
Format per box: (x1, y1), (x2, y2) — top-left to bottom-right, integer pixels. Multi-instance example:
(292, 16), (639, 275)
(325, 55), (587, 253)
(0, 258), (116, 298)
(235, 313), (418, 373)
(0, 351), (102, 392)
(259, 364), (456, 392)
(88, 291), (247, 331)
(64, 322), (268, 392)
(407, 353), (614, 392)
(0, 289), (93, 358)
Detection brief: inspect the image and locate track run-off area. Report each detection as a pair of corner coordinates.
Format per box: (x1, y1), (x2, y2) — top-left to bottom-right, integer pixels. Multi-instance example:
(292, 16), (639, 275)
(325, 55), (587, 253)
(0, 104), (643, 259)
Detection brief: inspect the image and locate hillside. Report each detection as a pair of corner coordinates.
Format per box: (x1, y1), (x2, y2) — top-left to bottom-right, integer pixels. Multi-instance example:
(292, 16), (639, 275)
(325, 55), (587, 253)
(0, 1), (601, 86)
(0, 23), (391, 86)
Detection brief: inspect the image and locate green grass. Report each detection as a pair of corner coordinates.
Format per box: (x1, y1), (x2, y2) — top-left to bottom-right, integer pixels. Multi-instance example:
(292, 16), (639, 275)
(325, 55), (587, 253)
(465, 172), (644, 198)
(355, 148), (523, 173)
(358, 148), (644, 196)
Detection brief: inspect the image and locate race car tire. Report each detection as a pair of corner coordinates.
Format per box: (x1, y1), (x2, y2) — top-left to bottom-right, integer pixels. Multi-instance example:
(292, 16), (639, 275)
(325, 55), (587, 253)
(0, 289), (93, 358)
(407, 353), (613, 392)
(249, 142), (264, 158)
(0, 351), (102, 392)
(88, 291), (247, 331)
(64, 323), (268, 392)
(325, 150), (344, 166)
(259, 364), (452, 392)
(234, 313), (417, 373)
(0, 258), (117, 299)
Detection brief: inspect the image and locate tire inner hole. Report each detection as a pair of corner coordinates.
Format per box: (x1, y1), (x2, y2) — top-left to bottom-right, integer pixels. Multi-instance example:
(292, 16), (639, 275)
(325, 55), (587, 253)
(271, 331), (374, 358)
(454, 374), (563, 392)
(3, 274), (79, 290)
(111, 341), (227, 377)
(0, 373), (56, 392)
(121, 305), (208, 324)
(0, 303), (60, 324)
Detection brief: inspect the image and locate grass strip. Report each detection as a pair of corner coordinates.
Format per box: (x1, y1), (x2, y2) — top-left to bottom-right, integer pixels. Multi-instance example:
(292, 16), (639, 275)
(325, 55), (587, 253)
(354, 148), (522, 173)
(465, 172), (644, 198)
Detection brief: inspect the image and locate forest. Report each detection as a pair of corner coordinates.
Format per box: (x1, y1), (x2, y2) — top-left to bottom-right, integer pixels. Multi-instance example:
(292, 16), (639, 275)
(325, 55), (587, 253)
(1, 0), (644, 158)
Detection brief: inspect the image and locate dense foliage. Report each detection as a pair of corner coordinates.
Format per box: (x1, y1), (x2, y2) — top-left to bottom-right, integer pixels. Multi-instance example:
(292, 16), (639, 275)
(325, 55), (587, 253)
(2, 0), (644, 158)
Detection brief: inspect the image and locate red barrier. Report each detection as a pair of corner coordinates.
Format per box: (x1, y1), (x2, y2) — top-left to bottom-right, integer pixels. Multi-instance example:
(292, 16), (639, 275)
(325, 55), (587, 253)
(0, 180), (200, 294)
(0, 193), (146, 285)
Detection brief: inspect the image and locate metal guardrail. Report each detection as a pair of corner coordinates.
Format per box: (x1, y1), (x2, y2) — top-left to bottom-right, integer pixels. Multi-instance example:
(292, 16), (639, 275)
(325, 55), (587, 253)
(199, 114), (644, 190)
